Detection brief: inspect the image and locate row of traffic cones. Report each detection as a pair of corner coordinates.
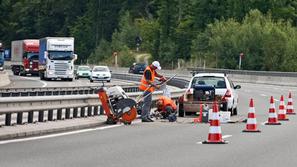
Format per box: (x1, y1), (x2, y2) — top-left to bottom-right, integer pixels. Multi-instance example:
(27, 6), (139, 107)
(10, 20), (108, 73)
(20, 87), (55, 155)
(203, 92), (294, 144)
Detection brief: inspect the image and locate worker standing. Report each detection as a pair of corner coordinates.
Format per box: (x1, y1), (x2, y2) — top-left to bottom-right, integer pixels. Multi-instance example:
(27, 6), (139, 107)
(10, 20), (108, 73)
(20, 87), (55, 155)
(139, 61), (166, 122)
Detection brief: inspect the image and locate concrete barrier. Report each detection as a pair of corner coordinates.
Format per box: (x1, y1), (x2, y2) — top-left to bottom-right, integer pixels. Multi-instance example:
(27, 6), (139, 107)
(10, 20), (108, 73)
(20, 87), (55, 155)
(0, 71), (10, 87)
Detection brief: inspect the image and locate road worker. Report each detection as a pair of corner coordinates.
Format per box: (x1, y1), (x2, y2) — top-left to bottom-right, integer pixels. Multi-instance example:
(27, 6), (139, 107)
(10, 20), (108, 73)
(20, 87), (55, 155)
(139, 61), (166, 122)
(155, 96), (177, 121)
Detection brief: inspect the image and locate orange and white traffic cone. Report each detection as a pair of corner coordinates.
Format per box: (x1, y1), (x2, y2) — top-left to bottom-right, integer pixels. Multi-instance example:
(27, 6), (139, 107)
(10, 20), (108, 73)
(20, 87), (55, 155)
(278, 95), (289, 121)
(286, 92), (295, 115)
(243, 98), (261, 132)
(202, 101), (227, 144)
(193, 103), (203, 123)
(265, 96), (281, 125)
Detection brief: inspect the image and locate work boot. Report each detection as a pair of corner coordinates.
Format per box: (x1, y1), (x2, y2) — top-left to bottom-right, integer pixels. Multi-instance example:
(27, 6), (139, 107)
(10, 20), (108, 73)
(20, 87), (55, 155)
(147, 117), (154, 122)
(142, 118), (152, 122)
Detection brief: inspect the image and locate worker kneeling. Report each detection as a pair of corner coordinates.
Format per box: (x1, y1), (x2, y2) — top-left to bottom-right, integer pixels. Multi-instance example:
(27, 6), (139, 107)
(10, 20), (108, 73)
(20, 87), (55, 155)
(155, 96), (177, 122)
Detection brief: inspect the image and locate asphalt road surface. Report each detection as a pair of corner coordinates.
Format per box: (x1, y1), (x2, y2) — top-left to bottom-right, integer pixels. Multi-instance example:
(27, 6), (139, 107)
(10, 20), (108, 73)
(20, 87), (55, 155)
(1, 76), (297, 167)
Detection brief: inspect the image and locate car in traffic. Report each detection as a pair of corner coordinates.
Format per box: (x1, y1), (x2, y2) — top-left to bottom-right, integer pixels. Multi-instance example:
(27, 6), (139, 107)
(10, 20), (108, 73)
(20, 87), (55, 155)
(90, 66), (111, 83)
(128, 63), (147, 74)
(75, 65), (91, 79)
(178, 73), (241, 117)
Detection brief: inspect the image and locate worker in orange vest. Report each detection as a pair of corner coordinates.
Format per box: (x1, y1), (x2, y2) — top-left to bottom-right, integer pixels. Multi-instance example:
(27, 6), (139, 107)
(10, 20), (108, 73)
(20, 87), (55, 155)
(139, 61), (166, 122)
(156, 96), (177, 121)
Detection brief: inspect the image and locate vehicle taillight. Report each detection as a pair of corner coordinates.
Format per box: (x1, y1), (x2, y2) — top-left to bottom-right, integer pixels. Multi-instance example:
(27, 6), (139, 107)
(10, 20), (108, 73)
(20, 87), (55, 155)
(184, 88), (193, 101)
(222, 89), (231, 101)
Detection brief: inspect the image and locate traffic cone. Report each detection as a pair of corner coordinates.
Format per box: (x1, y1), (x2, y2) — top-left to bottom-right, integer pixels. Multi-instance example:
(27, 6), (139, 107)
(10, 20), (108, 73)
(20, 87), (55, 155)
(278, 95), (289, 121)
(202, 101), (227, 144)
(265, 96), (281, 125)
(286, 92), (295, 115)
(243, 98), (261, 132)
(193, 103), (203, 123)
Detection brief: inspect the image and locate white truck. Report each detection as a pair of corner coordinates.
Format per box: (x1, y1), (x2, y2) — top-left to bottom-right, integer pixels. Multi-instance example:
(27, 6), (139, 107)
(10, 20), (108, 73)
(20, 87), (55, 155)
(39, 37), (77, 81)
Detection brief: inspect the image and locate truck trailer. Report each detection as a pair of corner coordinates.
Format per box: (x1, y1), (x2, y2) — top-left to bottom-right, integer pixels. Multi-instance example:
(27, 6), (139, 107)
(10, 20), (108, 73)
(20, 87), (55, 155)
(39, 37), (77, 81)
(11, 40), (39, 75)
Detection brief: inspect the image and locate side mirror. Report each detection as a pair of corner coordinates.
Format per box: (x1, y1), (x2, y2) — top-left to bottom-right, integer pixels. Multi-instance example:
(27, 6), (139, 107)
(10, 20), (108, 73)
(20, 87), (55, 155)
(73, 54), (78, 60)
(44, 51), (48, 59)
(110, 70), (112, 73)
(234, 85), (241, 89)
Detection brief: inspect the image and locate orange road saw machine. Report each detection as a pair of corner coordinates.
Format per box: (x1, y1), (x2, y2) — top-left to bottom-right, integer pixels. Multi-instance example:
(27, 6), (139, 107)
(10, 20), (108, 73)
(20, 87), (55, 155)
(98, 86), (137, 125)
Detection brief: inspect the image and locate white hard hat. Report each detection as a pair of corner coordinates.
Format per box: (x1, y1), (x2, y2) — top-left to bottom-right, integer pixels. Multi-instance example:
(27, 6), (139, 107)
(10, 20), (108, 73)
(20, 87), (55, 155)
(152, 61), (161, 70)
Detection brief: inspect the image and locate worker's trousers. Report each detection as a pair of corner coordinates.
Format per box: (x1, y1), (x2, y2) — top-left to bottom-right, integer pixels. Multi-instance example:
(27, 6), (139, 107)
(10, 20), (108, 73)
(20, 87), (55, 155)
(141, 91), (152, 119)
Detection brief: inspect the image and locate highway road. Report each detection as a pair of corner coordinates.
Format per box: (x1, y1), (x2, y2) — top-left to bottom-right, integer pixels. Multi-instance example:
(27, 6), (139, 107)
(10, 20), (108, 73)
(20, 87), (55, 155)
(1, 74), (297, 167)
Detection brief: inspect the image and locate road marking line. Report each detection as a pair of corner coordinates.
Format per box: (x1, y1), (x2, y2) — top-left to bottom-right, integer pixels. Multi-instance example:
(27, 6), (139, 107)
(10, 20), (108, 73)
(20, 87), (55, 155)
(0, 124), (122, 145)
(196, 135), (232, 144)
(20, 76), (47, 87)
(274, 99), (279, 102)
(260, 94), (267, 97)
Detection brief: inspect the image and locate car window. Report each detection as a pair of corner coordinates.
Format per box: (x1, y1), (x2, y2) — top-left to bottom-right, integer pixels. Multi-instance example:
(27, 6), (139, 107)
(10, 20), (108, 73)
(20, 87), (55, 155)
(78, 67), (90, 71)
(93, 67), (108, 72)
(191, 76), (226, 89)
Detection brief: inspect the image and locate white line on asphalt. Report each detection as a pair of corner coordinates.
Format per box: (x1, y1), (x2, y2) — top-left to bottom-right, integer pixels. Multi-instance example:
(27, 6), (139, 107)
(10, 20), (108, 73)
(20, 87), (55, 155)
(274, 99), (279, 102)
(196, 135), (232, 144)
(20, 76), (47, 87)
(260, 94), (267, 97)
(0, 124), (123, 145)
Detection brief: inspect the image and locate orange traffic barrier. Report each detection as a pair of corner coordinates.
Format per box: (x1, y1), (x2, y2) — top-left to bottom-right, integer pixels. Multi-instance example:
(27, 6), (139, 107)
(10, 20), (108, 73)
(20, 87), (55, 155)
(202, 101), (227, 144)
(243, 98), (261, 132)
(265, 96), (281, 125)
(286, 92), (295, 115)
(278, 95), (289, 121)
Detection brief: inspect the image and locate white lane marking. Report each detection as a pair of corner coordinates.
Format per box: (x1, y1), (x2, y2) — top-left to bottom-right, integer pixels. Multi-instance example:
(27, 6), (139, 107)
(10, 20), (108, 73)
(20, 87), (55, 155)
(20, 76), (47, 87)
(222, 135), (232, 139)
(260, 94), (267, 97)
(196, 135), (232, 144)
(274, 99), (279, 102)
(0, 124), (123, 145)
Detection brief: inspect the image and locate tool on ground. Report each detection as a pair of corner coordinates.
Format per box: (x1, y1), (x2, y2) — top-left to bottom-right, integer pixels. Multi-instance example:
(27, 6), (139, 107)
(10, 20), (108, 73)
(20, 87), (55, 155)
(98, 86), (137, 125)
(265, 96), (281, 125)
(242, 98), (261, 132)
(278, 95), (289, 121)
(202, 101), (228, 144)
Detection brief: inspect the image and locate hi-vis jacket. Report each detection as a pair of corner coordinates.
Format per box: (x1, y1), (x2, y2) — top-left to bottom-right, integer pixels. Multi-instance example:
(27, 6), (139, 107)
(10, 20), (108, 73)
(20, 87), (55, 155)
(157, 96), (177, 112)
(139, 66), (156, 92)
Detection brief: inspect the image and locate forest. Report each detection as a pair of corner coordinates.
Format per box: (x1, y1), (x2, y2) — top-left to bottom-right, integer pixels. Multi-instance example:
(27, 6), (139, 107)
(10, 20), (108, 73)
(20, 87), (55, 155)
(1, 0), (297, 71)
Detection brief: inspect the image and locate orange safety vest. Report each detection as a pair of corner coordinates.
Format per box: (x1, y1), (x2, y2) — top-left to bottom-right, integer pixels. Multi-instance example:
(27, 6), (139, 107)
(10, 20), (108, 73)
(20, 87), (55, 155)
(158, 96), (177, 112)
(139, 66), (156, 92)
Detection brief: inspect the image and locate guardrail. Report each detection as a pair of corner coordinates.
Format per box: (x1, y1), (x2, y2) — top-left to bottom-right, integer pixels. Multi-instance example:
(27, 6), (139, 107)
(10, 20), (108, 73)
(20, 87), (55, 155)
(0, 89), (185, 126)
(0, 85), (140, 97)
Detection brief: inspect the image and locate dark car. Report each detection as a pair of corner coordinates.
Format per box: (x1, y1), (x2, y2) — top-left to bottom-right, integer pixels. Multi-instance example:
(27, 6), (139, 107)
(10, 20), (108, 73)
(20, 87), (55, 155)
(128, 63), (147, 74)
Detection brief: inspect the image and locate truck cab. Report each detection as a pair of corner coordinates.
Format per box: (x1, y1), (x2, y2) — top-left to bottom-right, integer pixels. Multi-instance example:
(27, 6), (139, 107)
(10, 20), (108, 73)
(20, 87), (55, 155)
(39, 37), (77, 81)
(11, 40), (39, 76)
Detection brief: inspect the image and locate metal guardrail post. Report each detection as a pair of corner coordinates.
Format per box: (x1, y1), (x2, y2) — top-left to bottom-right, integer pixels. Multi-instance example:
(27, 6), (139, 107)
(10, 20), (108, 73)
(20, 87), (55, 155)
(99, 106), (104, 115)
(81, 107), (85, 117)
(65, 108), (71, 119)
(57, 109), (62, 120)
(73, 108), (78, 118)
(48, 109), (53, 121)
(5, 113), (11, 126)
(87, 106), (92, 116)
(17, 112), (23, 124)
(94, 106), (99, 116)
(28, 111), (34, 123)
(38, 110), (44, 122)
